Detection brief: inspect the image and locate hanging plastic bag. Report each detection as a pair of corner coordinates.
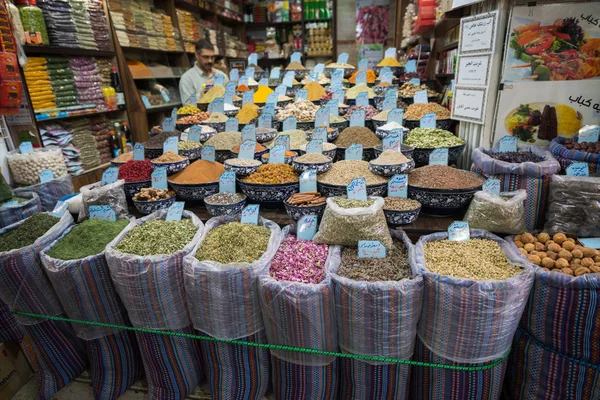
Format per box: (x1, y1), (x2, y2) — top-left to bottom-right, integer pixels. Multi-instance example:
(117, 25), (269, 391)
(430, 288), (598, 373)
(463, 190), (527, 235)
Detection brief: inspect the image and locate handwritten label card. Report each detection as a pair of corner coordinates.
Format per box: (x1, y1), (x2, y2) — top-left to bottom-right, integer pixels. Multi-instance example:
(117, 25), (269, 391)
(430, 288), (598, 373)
(275, 135), (290, 151)
(405, 60), (417, 73)
(483, 178), (500, 196)
(498, 136), (517, 153)
(258, 78), (269, 86)
(429, 148), (449, 165)
(89, 205), (116, 221)
(315, 107), (329, 127)
(283, 117), (297, 131)
(358, 240), (387, 258)
(243, 91), (254, 105)
(208, 98), (225, 113)
(358, 58), (368, 72)
(355, 92), (369, 107)
(226, 117), (239, 132)
(151, 167), (167, 189)
(266, 92), (279, 106)
(388, 108), (404, 124)
(388, 174), (408, 197)
(314, 63), (325, 74)
(269, 144), (286, 164)
(214, 74), (225, 86)
(420, 113), (436, 128)
(283, 74), (294, 87)
(241, 124), (256, 142)
(188, 126), (201, 142)
(579, 126), (600, 143)
(345, 143), (363, 160)
(383, 135), (402, 151)
(40, 169), (54, 183)
(382, 96), (396, 111)
(248, 53), (258, 65)
(409, 78), (421, 86)
(166, 202), (184, 221)
(219, 171), (236, 193)
(331, 69), (343, 85)
(230, 68), (239, 82)
(298, 215), (318, 241)
(226, 80), (236, 92)
(162, 117), (176, 133)
(239, 140), (256, 159)
(1, 200), (18, 208)
(347, 178), (367, 201)
(241, 204), (259, 225)
(413, 90), (428, 104)
(337, 53), (349, 64)
(239, 76), (249, 86)
(295, 89), (308, 101)
(19, 142), (33, 154)
(327, 100), (339, 117)
(101, 167), (119, 185)
(142, 95), (152, 108)
(356, 71), (367, 86)
(332, 89), (345, 105)
(276, 85), (287, 96)
(448, 221), (470, 242)
(566, 162), (589, 177)
(312, 127), (328, 142)
(262, 103), (275, 117)
(308, 72), (318, 83)
(384, 47), (396, 59)
(133, 143), (144, 160)
(50, 200), (68, 217)
(306, 139), (323, 154)
(350, 109), (366, 127)
(246, 67), (255, 80)
(380, 70), (393, 84)
(163, 136), (178, 154)
(291, 52), (302, 63)
(258, 114), (272, 129)
(300, 169), (317, 192)
(271, 67), (281, 79)
(201, 146), (215, 162)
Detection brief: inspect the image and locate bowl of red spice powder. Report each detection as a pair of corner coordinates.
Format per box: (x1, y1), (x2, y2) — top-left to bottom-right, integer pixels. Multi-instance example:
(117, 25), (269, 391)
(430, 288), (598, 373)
(118, 159), (153, 198)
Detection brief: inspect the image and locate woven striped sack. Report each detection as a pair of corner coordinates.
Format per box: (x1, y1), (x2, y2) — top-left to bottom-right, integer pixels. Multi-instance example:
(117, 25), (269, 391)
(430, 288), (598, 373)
(0, 302), (23, 342)
(331, 230), (423, 400)
(501, 241), (600, 400)
(14, 174), (74, 212)
(549, 136), (600, 174)
(106, 210), (205, 400)
(410, 230), (534, 400)
(0, 212), (88, 399)
(258, 225), (340, 400)
(184, 216), (282, 400)
(471, 147), (560, 230)
(41, 224), (143, 400)
(0, 191), (42, 228)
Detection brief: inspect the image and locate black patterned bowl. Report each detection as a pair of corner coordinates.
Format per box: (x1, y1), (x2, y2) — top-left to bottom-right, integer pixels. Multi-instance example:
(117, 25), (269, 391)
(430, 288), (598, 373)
(408, 180), (482, 216)
(411, 144), (466, 166)
(324, 67), (356, 78)
(329, 119), (349, 131)
(374, 144), (415, 160)
(261, 152), (297, 165)
(305, 127), (340, 142)
(383, 206), (421, 226)
(284, 200), (326, 221)
(404, 118), (454, 131)
(317, 181), (387, 197)
(297, 147), (337, 161)
(373, 66), (404, 78)
(176, 123), (194, 132)
(179, 147), (203, 161)
(286, 84), (303, 97)
(238, 180), (300, 203)
(400, 95), (440, 105)
(335, 147), (376, 162)
(110, 159), (128, 168)
(184, 125), (217, 142)
(374, 126), (409, 140)
(368, 158), (415, 177)
(253, 71), (267, 80)
(254, 98), (292, 109)
(238, 119), (258, 131)
(345, 98), (376, 108)
(292, 158), (333, 174)
(296, 120), (315, 131)
(202, 121), (226, 132)
(373, 96), (407, 111)
(144, 148), (163, 160)
(232, 147), (269, 161)
(204, 195), (247, 217)
(151, 157), (190, 175)
(224, 109), (239, 118)
(233, 100), (243, 108)
(215, 150), (234, 163)
(123, 180), (151, 199)
(256, 128), (278, 143)
(168, 180), (219, 201)
(133, 196), (176, 215)
(287, 69), (309, 81)
(372, 84), (399, 96)
(223, 159), (262, 177)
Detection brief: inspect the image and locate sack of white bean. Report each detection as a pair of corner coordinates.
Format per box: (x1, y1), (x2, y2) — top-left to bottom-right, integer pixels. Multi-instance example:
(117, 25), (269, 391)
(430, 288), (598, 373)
(410, 230), (534, 400)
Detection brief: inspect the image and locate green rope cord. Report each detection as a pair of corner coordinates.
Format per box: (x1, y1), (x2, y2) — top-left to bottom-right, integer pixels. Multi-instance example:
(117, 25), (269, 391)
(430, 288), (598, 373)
(13, 310), (509, 371)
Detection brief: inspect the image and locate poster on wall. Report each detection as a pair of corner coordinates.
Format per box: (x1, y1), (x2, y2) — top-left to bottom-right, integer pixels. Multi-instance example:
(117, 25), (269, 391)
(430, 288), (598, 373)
(502, 3), (600, 82)
(458, 11), (499, 55)
(455, 54), (492, 86)
(358, 44), (384, 69)
(494, 81), (600, 148)
(452, 86), (488, 123)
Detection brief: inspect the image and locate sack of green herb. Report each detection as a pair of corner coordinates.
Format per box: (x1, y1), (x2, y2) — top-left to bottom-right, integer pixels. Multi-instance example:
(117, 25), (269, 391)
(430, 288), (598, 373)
(258, 225), (341, 399)
(78, 179), (129, 222)
(0, 173), (11, 202)
(0, 211), (88, 399)
(464, 190), (527, 235)
(105, 210), (204, 399)
(183, 216), (282, 400)
(0, 191), (42, 228)
(331, 230), (422, 400)
(14, 174), (74, 212)
(313, 196), (393, 248)
(40, 218), (142, 399)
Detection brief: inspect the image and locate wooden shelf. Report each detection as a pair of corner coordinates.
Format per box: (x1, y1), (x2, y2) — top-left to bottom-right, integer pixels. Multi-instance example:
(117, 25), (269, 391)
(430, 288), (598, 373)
(35, 108), (122, 122)
(146, 102), (182, 113)
(303, 18), (332, 23)
(23, 45), (115, 57)
(120, 46), (185, 55)
(305, 54), (332, 59)
(174, 0), (204, 14)
(436, 73), (455, 78)
(438, 41), (459, 52)
(133, 76), (182, 80)
(246, 21), (299, 29)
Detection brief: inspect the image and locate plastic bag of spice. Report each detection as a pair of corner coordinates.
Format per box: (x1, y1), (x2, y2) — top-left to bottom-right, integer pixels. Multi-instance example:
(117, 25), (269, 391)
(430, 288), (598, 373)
(105, 210), (204, 400)
(331, 230), (423, 400)
(14, 174), (74, 212)
(463, 190), (527, 235)
(78, 179), (129, 222)
(183, 215), (281, 400)
(258, 225), (341, 399)
(0, 211), (88, 399)
(313, 196), (393, 248)
(0, 192), (42, 228)
(410, 230), (534, 400)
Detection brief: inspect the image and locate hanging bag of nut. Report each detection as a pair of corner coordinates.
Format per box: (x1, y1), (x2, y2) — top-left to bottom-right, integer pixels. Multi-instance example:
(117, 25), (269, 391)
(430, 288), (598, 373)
(503, 232), (600, 399)
(410, 229), (534, 400)
(105, 210), (205, 399)
(331, 229), (423, 400)
(183, 215), (282, 400)
(258, 225), (342, 399)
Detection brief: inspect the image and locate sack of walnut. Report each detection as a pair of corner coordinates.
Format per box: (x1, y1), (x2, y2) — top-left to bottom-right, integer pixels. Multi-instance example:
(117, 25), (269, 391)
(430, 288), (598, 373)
(331, 230), (422, 400)
(410, 230), (533, 400)
(503, 234), (600, 400)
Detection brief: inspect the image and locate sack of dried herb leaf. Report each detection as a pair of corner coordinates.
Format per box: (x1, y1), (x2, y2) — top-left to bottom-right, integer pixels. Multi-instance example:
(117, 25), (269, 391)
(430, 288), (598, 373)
(0, 191), (42, 228)
(78, 179), (129, 222)
(313, 196), (393, 248)
(463, 190), (527, 235)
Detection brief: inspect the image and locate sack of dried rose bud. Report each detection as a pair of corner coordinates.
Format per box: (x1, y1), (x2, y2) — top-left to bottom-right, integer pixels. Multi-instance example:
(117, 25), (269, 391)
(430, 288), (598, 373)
(78, 179), (129, 222)
(313, 196), (393, 248)
(259, 225), (341, 399)
(331, 229), (422, 400)
(183, 215), (282, 400)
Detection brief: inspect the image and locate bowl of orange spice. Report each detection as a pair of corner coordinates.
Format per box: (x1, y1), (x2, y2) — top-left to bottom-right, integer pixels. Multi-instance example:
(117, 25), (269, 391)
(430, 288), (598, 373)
(167, 159), (225, 200)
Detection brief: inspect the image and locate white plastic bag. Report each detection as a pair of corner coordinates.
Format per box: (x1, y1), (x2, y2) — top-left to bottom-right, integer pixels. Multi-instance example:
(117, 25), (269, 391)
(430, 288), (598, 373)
(78, 179), (129, 222)
(463, 190), (527, 235)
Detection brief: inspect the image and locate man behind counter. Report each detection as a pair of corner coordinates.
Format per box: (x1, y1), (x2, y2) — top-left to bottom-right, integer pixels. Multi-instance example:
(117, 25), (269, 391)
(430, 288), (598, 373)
(179, 39), (229, 104)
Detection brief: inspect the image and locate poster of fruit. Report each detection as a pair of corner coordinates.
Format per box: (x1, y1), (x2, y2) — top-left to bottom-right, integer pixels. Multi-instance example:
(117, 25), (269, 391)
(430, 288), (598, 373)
(502, 3), (600, 82)
(494, 81), (600, 148)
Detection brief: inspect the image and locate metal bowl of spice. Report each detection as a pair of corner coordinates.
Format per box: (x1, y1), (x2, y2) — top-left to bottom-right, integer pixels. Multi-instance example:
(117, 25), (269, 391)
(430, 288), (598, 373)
(305, 127), (340, 142)
(284, 192), (327, 221)
(132, 188), (176, 215)
(151, 153), (190, 175)
(204, 192), (247, 217)
(382, 197), (421, 226)
(407, 165), (485, 215)
(292, 153), (333, 174)
(224, 158), (262, 177)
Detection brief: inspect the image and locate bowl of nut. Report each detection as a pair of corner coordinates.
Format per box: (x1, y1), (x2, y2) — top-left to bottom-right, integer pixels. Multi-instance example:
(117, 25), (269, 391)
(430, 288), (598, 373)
(132, 188), (177, 215)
